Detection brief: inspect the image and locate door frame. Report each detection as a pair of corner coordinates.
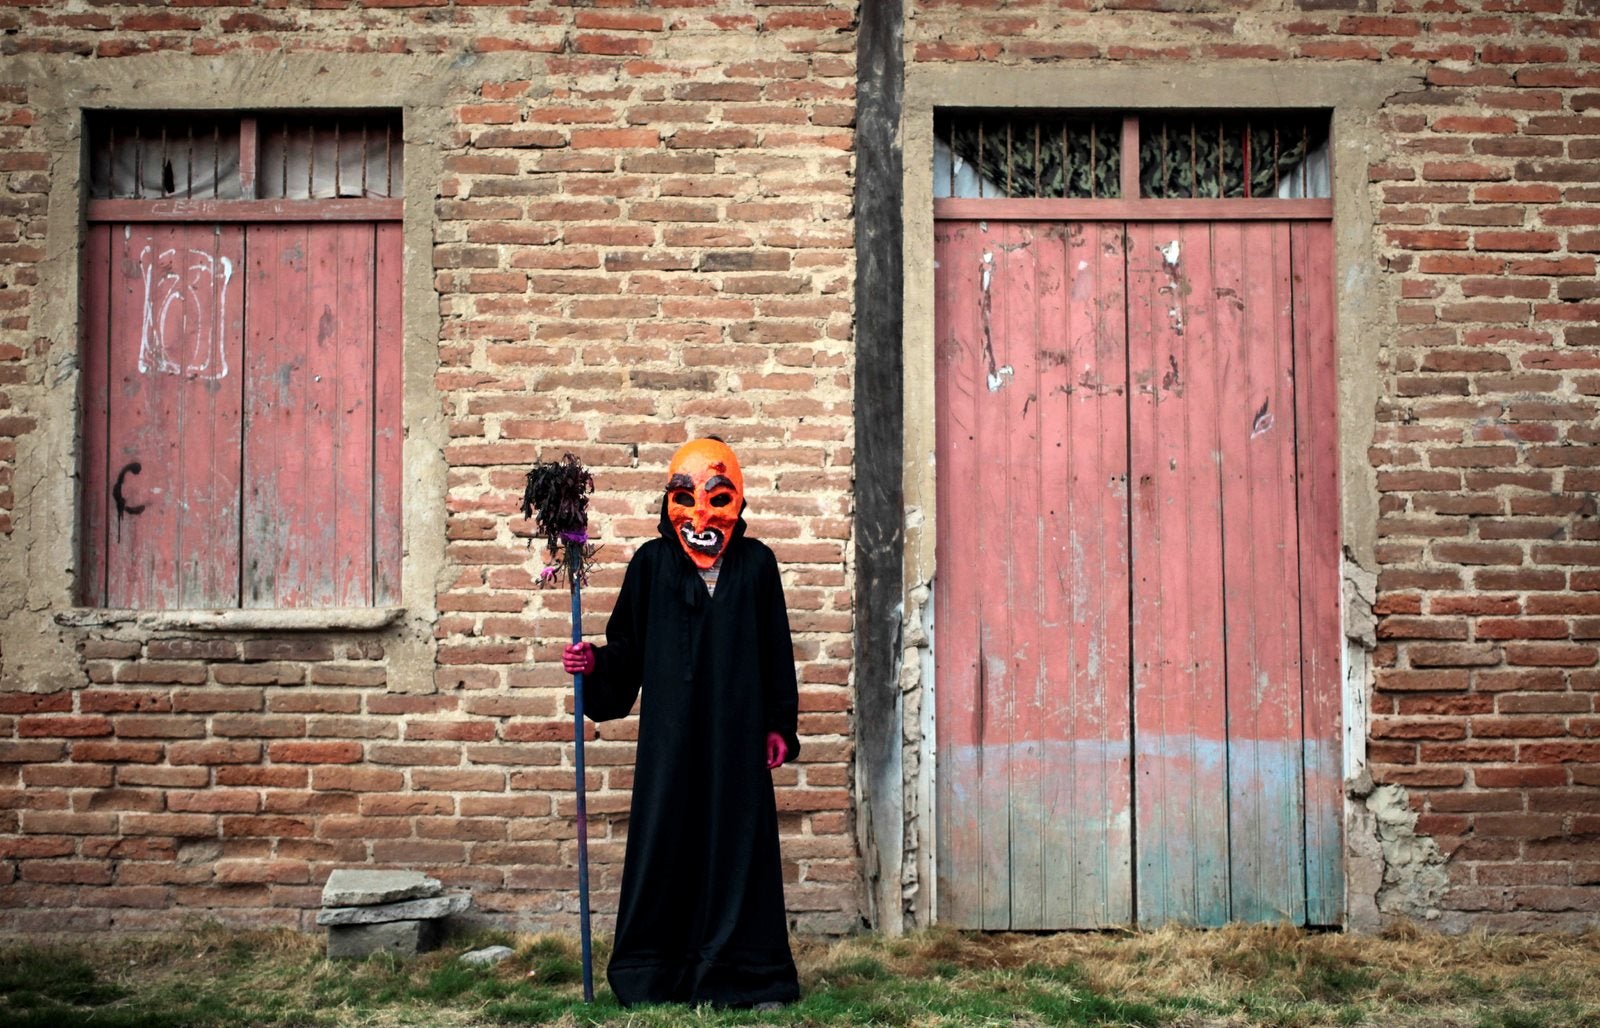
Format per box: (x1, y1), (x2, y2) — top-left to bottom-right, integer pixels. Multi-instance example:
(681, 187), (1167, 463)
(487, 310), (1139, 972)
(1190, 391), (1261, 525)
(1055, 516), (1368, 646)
(885, 62), (1424, 932)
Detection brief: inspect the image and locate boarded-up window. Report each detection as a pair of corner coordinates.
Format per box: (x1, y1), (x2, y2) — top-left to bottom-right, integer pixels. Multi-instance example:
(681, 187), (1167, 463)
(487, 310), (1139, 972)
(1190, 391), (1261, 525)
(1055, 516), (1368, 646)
(80, 112), (403, 609)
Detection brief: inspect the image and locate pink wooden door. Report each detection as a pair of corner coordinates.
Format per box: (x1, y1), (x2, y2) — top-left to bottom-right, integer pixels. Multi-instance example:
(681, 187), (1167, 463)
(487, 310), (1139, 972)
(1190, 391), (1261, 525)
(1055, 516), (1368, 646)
(934, 217), (1339, 928)
(82, 221), (402, 609)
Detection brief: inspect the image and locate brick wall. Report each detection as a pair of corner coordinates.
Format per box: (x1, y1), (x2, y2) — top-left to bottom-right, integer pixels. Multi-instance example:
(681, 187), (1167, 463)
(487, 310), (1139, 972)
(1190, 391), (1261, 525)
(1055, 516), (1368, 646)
(0, 79), (36, 539)
(909, 0), (1600, 929)
(0, 2), (859, 934)
(3, 0), (1598, 936)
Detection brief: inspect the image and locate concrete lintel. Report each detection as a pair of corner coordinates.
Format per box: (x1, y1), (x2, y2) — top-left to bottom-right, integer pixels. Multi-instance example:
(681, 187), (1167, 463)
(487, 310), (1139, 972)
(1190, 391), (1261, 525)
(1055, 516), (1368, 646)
(906, 61), (1423, 114)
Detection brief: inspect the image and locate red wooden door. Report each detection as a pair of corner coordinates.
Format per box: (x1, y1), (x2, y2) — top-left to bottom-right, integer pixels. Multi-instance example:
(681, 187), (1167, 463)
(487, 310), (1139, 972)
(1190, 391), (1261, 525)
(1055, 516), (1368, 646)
(934, 218), (1339, 928)
(82, 221), (402, 609)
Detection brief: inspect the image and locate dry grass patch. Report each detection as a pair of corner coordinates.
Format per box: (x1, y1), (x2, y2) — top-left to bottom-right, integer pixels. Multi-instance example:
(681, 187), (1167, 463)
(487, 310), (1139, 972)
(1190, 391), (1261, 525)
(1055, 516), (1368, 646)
(2, 920), (1598, 1026)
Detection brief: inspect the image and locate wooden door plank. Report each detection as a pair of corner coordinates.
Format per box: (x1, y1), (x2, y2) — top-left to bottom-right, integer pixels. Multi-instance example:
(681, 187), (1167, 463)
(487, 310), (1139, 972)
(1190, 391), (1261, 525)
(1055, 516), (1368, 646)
(243, 223), (304, 607)
(300, 223), (343, 606)
(997, 222), (1046, 930)
(105, 224), (244, 609)
(81, 225), (113, 607)
(372, 222), (404, 605)
(174, 223), (245, 608)
(1292, 219), (1344, 925)
(1220, 221), (1307, 924)
(1129, 221), (1231, 927)
(971, 223), (1020, 930)
(1040, 221), (1134, 927)
(331, 223), (377, 606)
(934, 221), (987, 927)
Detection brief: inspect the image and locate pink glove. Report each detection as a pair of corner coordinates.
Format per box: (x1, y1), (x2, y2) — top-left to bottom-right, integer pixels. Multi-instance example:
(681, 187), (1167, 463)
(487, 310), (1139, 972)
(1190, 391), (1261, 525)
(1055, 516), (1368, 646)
(765, 731), (789, 770)
(562, 642), (595, 675)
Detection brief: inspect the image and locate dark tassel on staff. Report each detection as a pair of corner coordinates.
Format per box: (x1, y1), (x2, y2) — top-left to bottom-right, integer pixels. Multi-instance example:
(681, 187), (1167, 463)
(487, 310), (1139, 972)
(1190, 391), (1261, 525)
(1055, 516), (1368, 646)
(522, 453), (597, 1003)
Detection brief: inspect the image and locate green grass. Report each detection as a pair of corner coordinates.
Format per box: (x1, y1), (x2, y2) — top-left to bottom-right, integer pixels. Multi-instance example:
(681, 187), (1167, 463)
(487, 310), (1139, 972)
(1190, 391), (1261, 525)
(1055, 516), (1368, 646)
(0, 922), (1598, 1027)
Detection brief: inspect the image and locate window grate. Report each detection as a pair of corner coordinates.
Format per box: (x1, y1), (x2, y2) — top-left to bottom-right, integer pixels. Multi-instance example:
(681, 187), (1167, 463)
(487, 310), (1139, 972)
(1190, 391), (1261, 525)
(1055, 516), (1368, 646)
(1138, 114), (1329, 200)
(256, 114), (402, 200)
(933, 109), (1331, 202)
(87, 111), (403, 201)
(88, 114), (241, 200)
(935, 112), (1122, 200)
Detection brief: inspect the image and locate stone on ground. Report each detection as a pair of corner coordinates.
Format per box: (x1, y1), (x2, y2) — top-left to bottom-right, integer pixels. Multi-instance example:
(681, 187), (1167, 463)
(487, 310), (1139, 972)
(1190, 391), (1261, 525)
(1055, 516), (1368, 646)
(460, 945), (515, 967)
(326, 919), (443, 960)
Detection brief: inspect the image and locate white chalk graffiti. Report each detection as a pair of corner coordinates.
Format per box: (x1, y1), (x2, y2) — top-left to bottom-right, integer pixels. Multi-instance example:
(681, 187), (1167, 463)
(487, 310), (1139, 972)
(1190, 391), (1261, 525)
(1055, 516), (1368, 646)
(139, 246), (233, 380)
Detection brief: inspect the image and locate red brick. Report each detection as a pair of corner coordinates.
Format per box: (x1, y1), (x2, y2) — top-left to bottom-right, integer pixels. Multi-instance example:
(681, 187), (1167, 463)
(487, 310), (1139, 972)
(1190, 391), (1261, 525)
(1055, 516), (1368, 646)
(18, 716), (112, 738)
(167, 742), (262, 766)
(241, 640), (333, 662)
(267, 741), (362, 764)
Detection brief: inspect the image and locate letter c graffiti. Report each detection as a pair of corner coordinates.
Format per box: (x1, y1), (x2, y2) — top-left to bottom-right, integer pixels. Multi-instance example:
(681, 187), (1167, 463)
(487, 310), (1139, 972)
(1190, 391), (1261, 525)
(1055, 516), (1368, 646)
(112, 461), (146, 542)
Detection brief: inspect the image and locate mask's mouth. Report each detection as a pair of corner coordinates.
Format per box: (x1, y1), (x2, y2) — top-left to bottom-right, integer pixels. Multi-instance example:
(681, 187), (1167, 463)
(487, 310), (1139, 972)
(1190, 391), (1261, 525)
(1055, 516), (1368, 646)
(680, 525), (723, 554)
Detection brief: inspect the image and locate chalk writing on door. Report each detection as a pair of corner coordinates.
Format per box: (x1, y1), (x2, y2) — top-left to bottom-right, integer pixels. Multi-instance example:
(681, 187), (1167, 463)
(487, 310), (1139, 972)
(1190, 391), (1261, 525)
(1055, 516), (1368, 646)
(139, 245), (233, 380)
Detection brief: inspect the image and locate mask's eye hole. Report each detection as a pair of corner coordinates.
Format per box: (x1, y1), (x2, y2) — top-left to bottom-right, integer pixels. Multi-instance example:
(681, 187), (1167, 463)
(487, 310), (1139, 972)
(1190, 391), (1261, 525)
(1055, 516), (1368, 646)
(672, 491), (695, 507)
(709, 493), (732, 508)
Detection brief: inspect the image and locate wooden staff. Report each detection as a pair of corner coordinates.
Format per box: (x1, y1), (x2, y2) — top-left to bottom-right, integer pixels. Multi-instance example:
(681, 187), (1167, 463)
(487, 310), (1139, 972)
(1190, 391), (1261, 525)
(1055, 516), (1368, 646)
(521, 456), (598, 1002)
(565, 532), (594, 1003)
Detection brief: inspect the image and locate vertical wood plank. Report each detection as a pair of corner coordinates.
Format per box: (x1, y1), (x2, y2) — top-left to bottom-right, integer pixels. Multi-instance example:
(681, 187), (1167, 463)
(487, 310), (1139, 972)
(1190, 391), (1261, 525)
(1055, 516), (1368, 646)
(331, 223), (376, 605)
(1129, 220), (1231, 927)
(81, 225), (113, 607)
(301, 223), (342, 606)
(244, 223), (304, 607)
(998, 223), (1045, 930)
(173, 222), (245, 608)
(1220, 221), (1307, 924)
(971, 223), (1018, 929)
(372, 222), (404, 605)
(1293, 219), (1344, 925)
(934, 221), (986, 927)
(1040, 221), (1134, 926)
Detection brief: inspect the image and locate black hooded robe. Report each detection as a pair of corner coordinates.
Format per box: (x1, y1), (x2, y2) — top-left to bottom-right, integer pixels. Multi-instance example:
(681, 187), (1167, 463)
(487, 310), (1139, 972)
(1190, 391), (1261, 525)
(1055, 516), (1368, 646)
(583, 507), (801, 1008)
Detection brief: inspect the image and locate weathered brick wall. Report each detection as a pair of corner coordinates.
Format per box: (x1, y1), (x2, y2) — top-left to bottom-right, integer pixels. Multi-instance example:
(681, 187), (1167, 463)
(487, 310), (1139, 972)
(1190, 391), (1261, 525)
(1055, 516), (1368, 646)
(0, 80), (36, 539)
(0, 2), (859, 934)
(5, 0), (1597, 936)
(909, 0), (1600, 929)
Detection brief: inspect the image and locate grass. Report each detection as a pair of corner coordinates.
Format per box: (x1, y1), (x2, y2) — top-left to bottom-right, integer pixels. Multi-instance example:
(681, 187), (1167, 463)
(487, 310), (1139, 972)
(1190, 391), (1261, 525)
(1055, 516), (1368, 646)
(1, 921), (1598, 1026)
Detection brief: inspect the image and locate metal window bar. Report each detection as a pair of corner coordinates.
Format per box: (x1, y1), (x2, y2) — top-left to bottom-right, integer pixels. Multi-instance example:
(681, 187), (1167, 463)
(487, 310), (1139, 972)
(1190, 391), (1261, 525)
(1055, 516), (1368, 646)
(1004, 120), (1012, 198)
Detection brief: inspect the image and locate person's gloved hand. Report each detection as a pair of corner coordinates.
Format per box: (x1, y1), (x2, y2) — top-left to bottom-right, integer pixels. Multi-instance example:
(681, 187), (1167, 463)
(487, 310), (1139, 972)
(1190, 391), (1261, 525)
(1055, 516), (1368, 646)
(563, 642), (595, 675)
(765, 731), (789, 770)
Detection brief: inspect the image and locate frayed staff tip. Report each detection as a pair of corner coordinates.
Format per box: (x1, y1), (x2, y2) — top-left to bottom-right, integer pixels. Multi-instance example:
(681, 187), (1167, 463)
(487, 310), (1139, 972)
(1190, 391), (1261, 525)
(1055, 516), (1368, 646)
(522, 454), (600, 587)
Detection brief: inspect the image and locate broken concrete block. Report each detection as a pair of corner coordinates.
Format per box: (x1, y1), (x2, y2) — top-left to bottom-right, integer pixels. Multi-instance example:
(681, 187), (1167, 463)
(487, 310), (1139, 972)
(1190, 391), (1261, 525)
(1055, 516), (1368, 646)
(321, 869), (442, 908)
(317, 892), (471, 926)
(326, 918), (442, 960)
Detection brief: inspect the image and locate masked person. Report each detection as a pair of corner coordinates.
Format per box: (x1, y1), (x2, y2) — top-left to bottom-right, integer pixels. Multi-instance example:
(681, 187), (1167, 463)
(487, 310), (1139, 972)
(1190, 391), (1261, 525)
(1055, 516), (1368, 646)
(562, 438), (801, 1009)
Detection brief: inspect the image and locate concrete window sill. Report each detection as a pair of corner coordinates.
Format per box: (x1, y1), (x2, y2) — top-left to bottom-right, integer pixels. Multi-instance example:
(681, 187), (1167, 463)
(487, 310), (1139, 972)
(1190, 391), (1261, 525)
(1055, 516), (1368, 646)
(54, 608), (406, 632)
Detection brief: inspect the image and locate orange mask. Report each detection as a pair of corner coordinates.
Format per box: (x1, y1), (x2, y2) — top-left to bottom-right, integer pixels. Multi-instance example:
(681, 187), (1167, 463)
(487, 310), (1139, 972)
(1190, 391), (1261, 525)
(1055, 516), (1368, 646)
(666, 439), (744, 570)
